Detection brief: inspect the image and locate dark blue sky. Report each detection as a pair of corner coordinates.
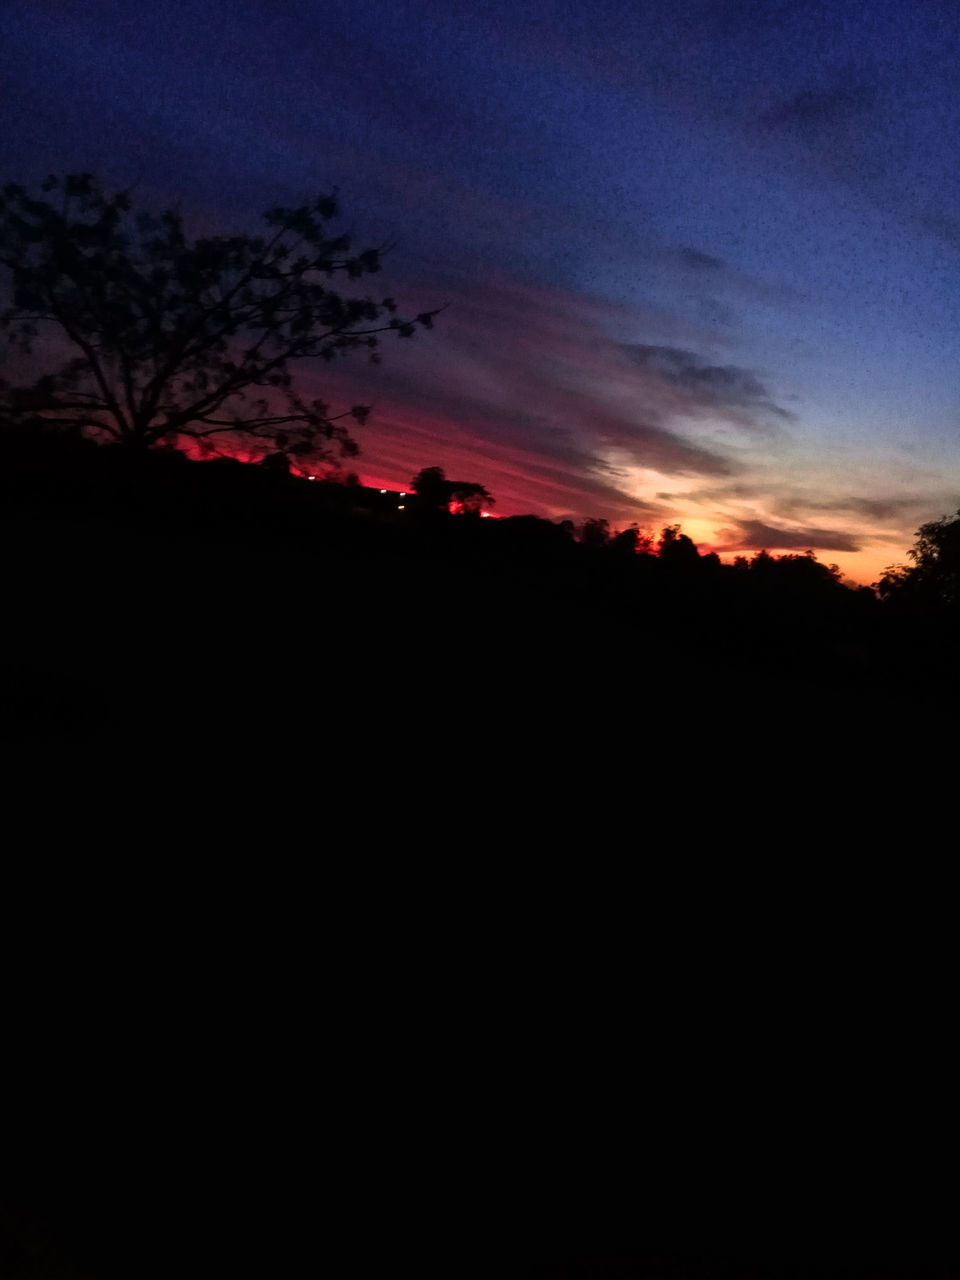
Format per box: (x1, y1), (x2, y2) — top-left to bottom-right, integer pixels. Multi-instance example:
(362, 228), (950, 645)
(4, 0), (960, 579)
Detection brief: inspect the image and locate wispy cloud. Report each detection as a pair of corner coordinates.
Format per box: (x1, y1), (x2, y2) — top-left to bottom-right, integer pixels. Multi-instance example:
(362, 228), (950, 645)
(759, 83), (878, 138)
(622, 345), (795, 426)
(677, 246), (725, 272)
(287, 264), (815, 522)
(714, 518), (861, 553)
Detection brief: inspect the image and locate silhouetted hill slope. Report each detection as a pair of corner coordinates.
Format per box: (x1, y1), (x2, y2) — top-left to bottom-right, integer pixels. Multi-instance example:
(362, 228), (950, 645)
(2, 433), (954, 759)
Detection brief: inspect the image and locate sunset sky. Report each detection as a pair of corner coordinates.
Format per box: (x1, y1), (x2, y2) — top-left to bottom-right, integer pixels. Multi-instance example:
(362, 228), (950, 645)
(3, 0), (960, 582)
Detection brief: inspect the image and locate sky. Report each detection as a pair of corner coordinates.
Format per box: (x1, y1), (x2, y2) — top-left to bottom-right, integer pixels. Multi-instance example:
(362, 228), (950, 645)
(3, 0), (960, 582)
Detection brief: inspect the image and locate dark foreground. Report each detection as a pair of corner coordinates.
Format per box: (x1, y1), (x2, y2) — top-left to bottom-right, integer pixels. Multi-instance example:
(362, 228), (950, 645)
(3, 443), (954, 768)
(3, 444), (956, 1280)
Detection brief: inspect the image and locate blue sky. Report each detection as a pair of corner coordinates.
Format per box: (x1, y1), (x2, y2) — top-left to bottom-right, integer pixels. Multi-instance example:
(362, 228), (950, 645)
(3, 0), (960, 580)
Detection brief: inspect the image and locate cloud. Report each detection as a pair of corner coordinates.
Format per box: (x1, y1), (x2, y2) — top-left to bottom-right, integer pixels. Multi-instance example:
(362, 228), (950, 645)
(759, 83), (878, 137)
(771, 491), (945, 525)
(714, 519), (861, 553)
(677, 246), (725, 272)
(622, 344), (795, 423)
(307, 269), (757, 506)
(831, 497), (922, 522)
(285, 259), (826, 524)
(343, 399), (666, 522)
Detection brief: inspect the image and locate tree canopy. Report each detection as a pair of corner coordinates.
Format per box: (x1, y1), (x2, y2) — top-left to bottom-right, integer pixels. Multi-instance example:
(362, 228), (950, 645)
(411, 465), (495, 515)
(877, 509), (960, 610)
(0, 173), (437, 464)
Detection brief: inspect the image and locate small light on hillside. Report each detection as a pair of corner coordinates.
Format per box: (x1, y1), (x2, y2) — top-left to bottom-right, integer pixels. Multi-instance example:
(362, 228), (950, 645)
(380, 489), (387, 493)
(398, 504), (405, 510)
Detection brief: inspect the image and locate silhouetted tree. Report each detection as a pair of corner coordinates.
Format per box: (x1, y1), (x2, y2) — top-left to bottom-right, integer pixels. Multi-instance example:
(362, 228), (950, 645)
(878, 509), (960, 610)
(410, 465), (494, 515)
(580, 518), (609, 547)
(657, 524), (699, 565)
(411, 465), (446, 509)
(610, 524), (639, 554)
(259, 450), (292, 473)
(876, 563), (914, 601)
(771, 550), (843, 589)
(0, 173), (437, 465)
(609, 524), (654, 555)
(448, 480), (494, 516)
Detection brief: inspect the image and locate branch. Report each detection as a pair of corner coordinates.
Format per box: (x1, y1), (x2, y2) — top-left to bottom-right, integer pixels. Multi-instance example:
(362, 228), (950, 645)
(162, 403), (363, 441)
(140, 245), (396, 421)
(47, 298), (130, 436)
(114, 336), (140, 432)
(181, 420), (303, 438)
(195, 413), (309, 427)
(54, 390), (113, 403)
(14, 412), (123, 439)
(139, 221), (291, 415)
